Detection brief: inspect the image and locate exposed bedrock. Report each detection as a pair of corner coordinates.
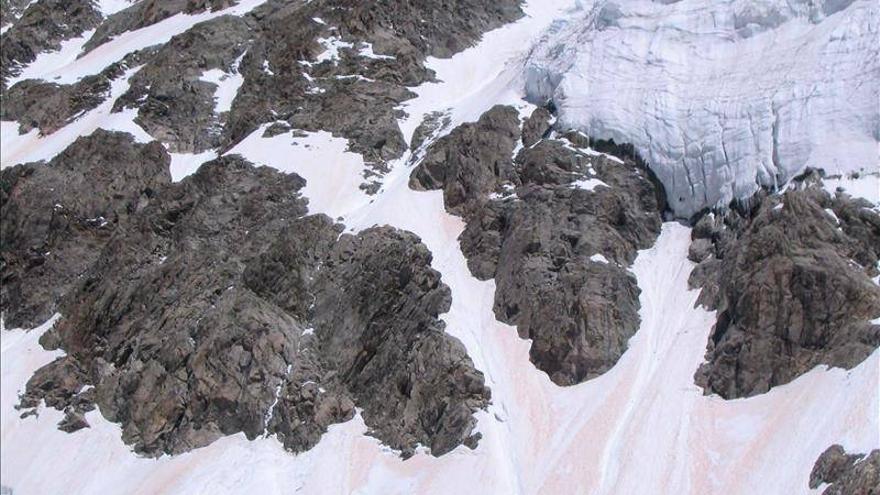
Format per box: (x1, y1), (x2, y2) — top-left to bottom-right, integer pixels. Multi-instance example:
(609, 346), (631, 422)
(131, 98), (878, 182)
(0, 130), (172, 329)
(1, 49), (158, 136)
(4, 135), (489, 458)
(689, 171), (880, 399)
(810, 445), (880, 495)
(2, 0), (523, 191)
(82, 0), (239, 54)
(411, 105), (665, 385)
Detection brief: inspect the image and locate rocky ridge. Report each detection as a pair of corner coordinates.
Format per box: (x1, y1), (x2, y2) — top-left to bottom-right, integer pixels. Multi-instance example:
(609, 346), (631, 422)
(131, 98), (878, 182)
(411, 105), (666, 385)
(3, 132), (489, 458)
(688, 170), (880, 398)
(3, 0), (524, 191)
(810, 445), (880, 494)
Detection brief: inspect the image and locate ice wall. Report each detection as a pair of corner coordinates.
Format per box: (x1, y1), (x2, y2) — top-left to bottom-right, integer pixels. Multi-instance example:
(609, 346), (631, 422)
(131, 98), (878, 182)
(524, 0), (879, 217)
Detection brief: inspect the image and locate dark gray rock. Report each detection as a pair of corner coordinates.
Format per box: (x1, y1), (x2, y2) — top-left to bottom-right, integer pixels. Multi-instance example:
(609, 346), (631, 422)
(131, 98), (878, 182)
(411, 106), (665, 385)
(111, 15), (254, 153)
(0, 130), (171, 329)
(312, 226), (490, 457)
(690, 173), (880, 399)
(2, 50), (157, 137)
(409, 105), (521, 214)
(810, 445), (880, 494)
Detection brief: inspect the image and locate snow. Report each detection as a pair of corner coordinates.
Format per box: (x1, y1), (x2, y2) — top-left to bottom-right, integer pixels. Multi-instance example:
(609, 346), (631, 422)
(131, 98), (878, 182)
(570, 177), (608, 191)
(1, 0), (877, 493)
(590, 253), (609, 264)
(226, 126), (370, 220)
(822, 173), (880, 206)
(523, 0), (880, 218)
(96, 0), (137, 17)
(169, 150), (218, 182)
(358, 42), (396, 60)
(6, 0), (268, 86)
(314, 37), (355, 64)
(6, 30), (97, 87)
(1, 66), (150, 168)
(200, 53), (246, 114)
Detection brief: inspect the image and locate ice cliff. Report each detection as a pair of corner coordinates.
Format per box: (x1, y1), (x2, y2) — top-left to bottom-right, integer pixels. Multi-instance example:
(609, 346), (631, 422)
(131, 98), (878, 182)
(523, 0), (879, 217)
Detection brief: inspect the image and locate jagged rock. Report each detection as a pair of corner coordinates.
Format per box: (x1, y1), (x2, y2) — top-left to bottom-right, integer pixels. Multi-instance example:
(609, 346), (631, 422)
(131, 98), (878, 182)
(810, 445), (880, 494)
(410, 111), (451, 153)
(521, 106), (551, 147)
(687, 237), (713, 263)
(690, 174), (880, 398)
(409, 105), (521, 214)
(58, 409), (90, 433)
(2, 50), (157, 136)
(0, 0), (102, 85)
(0, 130), (171, 329)
(0, 0), (34, 30)
(111, 15), (254, 153)
(411, 105), (664, 385)
(312, 226), (490, 456)
(10, 150), (489, 458)
(82, 0), (238, 54)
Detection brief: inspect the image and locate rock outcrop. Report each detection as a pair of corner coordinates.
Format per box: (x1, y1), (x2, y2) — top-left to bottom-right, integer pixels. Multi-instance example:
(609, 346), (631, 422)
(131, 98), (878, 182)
(689, 171), (880, 398)
(411, 105), (665, 385)
(0, 0), (102, 85)
(5, 146), (489, 458)
(810, 445), (880, 494)
(0, 130), (171, 329)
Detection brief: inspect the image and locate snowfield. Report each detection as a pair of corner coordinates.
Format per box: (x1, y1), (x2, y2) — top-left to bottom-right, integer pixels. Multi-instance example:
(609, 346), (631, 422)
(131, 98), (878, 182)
(1, 0), (878, 493)
(523, 0), (880, 217)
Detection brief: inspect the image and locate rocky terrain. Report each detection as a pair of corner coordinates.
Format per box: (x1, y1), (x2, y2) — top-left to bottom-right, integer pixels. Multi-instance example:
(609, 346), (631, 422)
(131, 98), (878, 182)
(1, 0), (878, 492)
(5, 132), (489, 458)
(810, 445), (880, 494)
(688, 170), (880, 398)
(523, 0), (879, 218)
(411, 105), (666, 385)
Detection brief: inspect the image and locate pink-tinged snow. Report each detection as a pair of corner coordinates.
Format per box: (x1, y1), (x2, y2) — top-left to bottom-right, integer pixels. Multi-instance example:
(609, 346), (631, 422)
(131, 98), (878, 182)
(0, 66), (151, 168)
(5, 0), (268, 86)
(822, 173), (880, 207)
(200, 53), (246, 114)
(2, 221), (876, 494)
(1, 0), (878, 493)
(226, 126), (370, 220)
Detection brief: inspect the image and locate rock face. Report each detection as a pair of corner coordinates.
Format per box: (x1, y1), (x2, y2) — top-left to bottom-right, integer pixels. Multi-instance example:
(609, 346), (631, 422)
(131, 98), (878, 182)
(523, 0), (879, 218)
(3, 0), (523, 190)
(5, 146), (489, 458)
(1, 50), (155, 135)
(810, 445), (880, 494)
(411, 105), (665, 385)
(82, 0), (238, 54)
(689, 171), (880, 398)
(0, 130), (172, 329)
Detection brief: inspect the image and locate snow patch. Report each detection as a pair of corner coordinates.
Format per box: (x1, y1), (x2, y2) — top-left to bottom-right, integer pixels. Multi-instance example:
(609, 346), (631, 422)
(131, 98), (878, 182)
(200, 52), (246, 114)
(226, 126), (370, 220)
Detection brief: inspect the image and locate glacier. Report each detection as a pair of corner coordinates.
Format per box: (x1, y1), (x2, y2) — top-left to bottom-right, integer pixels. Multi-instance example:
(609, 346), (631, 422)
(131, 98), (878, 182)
(523, 0), (880, 217)
(1, 0), (878, 493)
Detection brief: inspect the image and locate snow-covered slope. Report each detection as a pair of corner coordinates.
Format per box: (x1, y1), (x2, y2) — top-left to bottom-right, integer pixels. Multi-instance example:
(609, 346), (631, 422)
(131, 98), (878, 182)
(524, 0), (880, 217)
(1, 0), (878, 493)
